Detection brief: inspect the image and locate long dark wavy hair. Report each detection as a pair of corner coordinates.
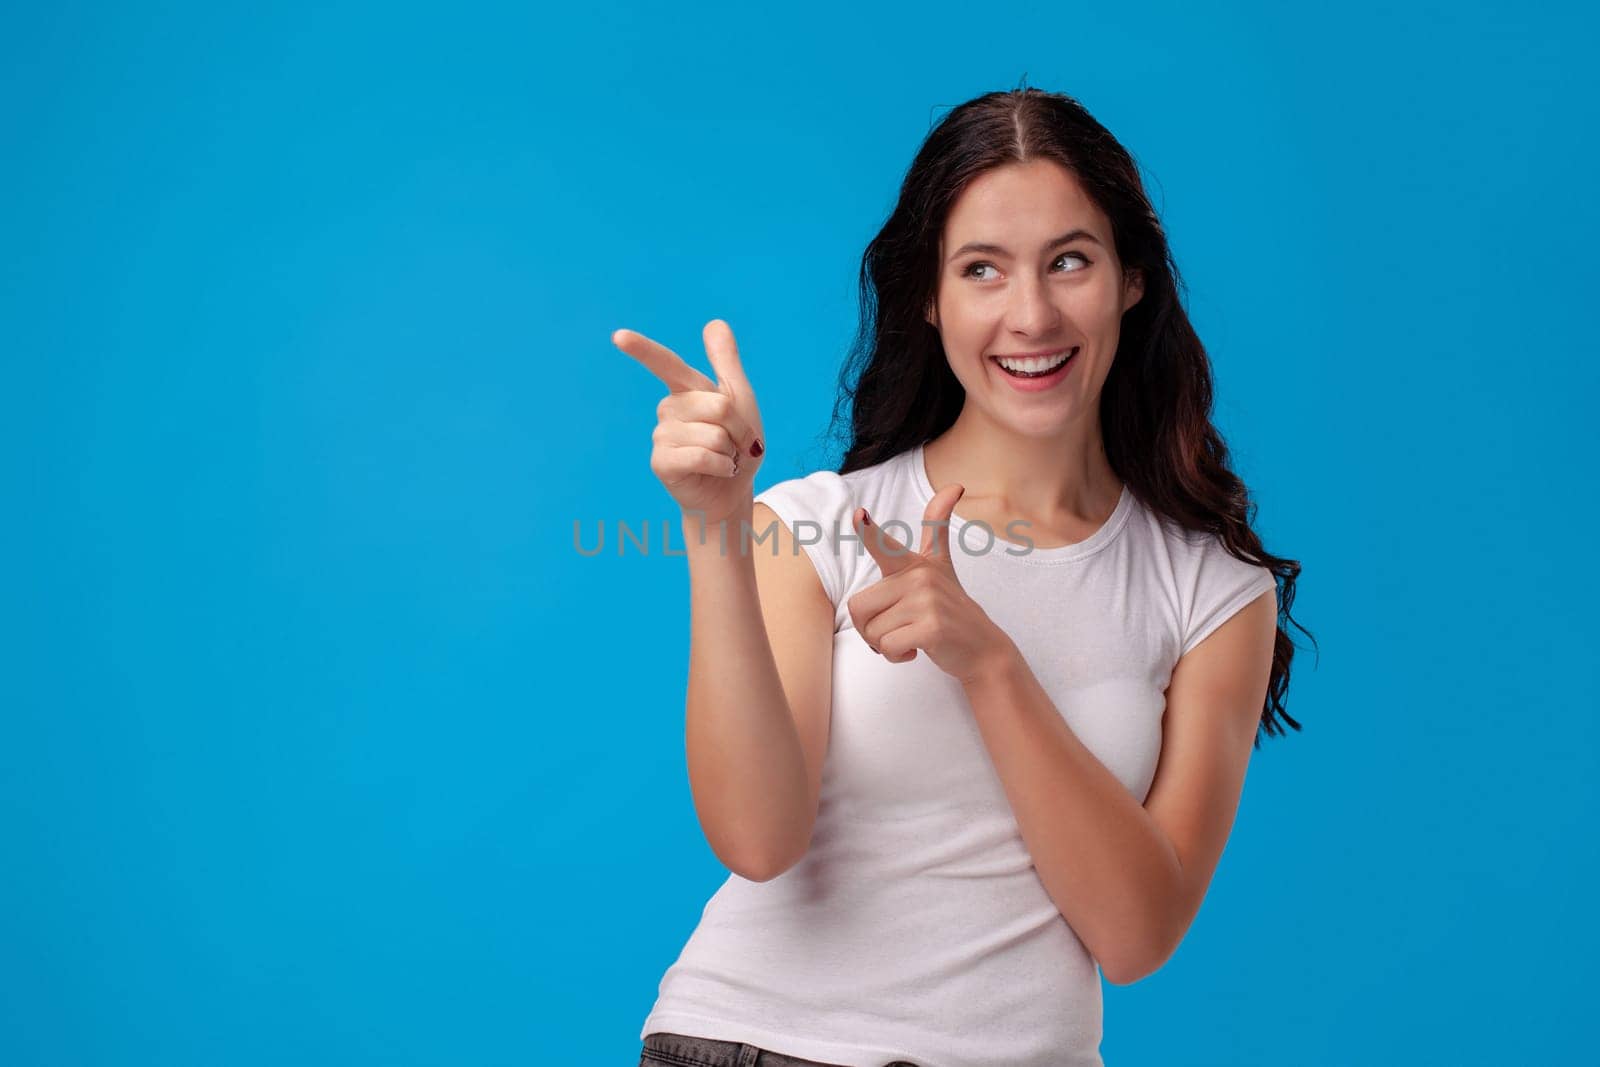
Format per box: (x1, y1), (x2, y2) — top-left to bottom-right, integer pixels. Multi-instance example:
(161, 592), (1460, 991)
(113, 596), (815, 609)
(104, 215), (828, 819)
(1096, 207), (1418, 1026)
(826, 87), (1313, 746)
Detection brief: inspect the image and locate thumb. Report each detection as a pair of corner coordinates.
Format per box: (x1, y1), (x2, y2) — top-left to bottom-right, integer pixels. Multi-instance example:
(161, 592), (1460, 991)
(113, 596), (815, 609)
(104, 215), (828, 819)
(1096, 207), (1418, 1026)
(703, 318), (762, 454)
(703, 319), (754, 404)
(920, 484), (964, 563)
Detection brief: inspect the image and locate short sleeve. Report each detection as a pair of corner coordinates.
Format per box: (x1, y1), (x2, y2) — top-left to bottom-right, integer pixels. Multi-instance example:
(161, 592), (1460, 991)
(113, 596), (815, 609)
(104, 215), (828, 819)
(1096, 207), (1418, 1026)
(1180, 538), (1278, 658)
(753, 471), (859, 629)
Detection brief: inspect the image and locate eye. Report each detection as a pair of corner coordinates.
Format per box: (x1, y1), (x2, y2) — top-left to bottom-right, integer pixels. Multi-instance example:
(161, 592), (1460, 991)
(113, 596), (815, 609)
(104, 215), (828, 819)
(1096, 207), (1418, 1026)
(960, 252), (1089, 280)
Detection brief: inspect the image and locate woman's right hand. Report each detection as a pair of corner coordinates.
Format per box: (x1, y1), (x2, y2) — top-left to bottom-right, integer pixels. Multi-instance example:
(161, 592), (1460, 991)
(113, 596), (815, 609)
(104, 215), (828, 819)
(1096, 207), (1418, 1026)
(613, 319), (766, 528)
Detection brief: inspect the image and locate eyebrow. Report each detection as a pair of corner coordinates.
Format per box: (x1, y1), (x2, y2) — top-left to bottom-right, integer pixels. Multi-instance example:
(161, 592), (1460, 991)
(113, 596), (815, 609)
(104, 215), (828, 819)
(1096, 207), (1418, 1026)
(947, 229), (1104, 262)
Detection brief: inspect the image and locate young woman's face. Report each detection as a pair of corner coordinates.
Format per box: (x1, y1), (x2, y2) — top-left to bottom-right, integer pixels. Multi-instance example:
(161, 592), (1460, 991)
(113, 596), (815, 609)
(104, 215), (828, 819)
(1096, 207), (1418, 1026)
(928, 159), (1143, 438)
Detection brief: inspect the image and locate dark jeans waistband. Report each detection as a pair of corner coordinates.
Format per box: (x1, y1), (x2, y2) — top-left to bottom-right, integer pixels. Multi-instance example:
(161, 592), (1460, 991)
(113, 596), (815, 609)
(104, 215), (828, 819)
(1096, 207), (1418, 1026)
(640, 1029), (918, 1067)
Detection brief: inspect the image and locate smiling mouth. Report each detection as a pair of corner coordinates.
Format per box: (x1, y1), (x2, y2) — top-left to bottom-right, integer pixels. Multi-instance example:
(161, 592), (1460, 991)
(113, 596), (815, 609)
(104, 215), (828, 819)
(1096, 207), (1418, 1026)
(991, 347), (1078, 378)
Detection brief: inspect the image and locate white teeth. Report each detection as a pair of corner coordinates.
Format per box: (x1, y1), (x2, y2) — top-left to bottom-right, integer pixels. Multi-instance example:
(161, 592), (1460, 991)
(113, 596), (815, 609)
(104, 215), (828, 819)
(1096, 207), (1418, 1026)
(995, 349), (1073, 373)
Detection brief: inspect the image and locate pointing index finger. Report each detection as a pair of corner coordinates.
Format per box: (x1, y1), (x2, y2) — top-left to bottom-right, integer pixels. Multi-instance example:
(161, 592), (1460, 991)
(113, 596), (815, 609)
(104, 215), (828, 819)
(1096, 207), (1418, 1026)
(612, 328), (719, 394)
(854, 506), (917, 575)
(919, 485), (965, 561)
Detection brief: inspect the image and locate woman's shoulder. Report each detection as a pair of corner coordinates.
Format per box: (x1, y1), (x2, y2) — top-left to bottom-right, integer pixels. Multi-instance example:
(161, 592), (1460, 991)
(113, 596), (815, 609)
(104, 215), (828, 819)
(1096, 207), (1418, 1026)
(751, 449), (917, 616)
(1125, 500), (1276, 592)
(753, 466), (853, 523)
(1129, 507), (1276, 647)
(753, 448), (911, 520)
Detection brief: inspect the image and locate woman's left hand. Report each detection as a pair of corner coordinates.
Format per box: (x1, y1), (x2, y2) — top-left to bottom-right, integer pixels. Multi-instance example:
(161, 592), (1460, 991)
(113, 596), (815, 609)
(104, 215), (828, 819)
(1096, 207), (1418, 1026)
(847, 485), (1019, 686)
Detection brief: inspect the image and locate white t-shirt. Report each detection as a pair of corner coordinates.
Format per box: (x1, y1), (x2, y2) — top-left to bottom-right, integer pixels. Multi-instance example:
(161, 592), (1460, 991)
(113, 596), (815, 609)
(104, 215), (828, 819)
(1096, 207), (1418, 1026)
(639, 441), (1277, 1067)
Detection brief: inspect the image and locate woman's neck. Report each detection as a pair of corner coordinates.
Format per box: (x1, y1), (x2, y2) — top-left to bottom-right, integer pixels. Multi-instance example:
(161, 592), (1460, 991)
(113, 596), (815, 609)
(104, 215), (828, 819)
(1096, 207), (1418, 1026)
(923, 413), (1123, 526)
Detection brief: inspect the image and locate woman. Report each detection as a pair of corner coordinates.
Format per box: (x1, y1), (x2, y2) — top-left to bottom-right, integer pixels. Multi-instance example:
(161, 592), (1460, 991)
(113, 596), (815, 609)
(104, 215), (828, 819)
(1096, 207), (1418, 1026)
(614, 87), (1309, 1067)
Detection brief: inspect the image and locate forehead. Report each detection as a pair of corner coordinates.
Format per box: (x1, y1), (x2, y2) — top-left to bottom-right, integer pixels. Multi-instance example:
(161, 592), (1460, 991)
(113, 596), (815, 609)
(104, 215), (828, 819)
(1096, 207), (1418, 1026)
(943, 160), (1105, 240)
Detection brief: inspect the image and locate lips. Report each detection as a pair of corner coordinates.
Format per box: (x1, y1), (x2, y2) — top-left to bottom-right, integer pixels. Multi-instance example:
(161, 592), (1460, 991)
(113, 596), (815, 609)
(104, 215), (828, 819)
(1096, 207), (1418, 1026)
(992, 346), (1077, 361)
(990, 346), (1078, 374)
(990, 346), (1079, 390)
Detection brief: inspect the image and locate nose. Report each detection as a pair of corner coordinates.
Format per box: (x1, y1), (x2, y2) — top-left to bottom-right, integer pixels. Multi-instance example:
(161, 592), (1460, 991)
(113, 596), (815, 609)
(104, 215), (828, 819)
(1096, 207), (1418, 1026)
(1003, 270), (1061, 338)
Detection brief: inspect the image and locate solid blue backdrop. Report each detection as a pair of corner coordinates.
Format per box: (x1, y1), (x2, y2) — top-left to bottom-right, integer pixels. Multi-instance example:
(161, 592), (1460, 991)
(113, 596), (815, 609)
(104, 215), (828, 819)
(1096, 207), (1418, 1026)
(5, 1), (1595, 1064)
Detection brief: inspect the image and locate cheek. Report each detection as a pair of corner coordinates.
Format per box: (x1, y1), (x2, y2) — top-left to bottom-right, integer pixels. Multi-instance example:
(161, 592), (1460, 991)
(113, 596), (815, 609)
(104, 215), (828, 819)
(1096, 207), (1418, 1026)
(1067, 282), (1120, 322)
(947, 309), (1004, 354)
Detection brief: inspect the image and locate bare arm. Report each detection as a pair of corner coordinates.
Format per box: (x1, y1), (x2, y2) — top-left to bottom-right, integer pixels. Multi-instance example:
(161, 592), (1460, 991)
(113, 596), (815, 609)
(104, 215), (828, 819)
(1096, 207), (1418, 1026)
(611, 320), (832, 882)
(958, 588), (1279, 984)
(681, 502), (834, 881)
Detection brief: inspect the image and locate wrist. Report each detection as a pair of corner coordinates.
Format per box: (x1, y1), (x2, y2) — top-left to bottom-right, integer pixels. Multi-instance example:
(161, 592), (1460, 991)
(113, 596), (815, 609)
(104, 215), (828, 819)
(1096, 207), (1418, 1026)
(680, 504), (756, 558)
(960, 636), (1023, 691)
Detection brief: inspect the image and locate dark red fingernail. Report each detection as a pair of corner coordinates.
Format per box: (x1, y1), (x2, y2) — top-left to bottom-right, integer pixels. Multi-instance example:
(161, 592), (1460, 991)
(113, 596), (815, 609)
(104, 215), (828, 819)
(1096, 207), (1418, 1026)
(750, 438), (763, 457)
(862, 510), (871, 526)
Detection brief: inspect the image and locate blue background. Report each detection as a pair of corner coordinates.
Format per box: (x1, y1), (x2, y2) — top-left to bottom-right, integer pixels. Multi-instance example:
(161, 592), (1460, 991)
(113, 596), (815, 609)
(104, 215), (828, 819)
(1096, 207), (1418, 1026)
(6, 1), (1595, 1064)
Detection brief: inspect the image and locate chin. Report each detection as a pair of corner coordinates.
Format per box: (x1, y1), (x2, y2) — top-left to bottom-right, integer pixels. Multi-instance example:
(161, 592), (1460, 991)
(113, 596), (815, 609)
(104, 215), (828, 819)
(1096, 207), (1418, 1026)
(982, 399), (1074, 434)
(1013, 413), (1080, 438)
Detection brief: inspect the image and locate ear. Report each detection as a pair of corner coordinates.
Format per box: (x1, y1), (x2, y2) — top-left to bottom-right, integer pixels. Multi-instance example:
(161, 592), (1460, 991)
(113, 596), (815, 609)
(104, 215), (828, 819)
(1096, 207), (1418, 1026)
(925, 299), (939, 329)
(1122, 268), (1145, 314)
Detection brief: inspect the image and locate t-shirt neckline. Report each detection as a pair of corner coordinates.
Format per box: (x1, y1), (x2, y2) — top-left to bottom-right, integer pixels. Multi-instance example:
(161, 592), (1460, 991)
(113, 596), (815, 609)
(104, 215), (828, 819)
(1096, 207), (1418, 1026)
(907, 441), (1135, 564)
